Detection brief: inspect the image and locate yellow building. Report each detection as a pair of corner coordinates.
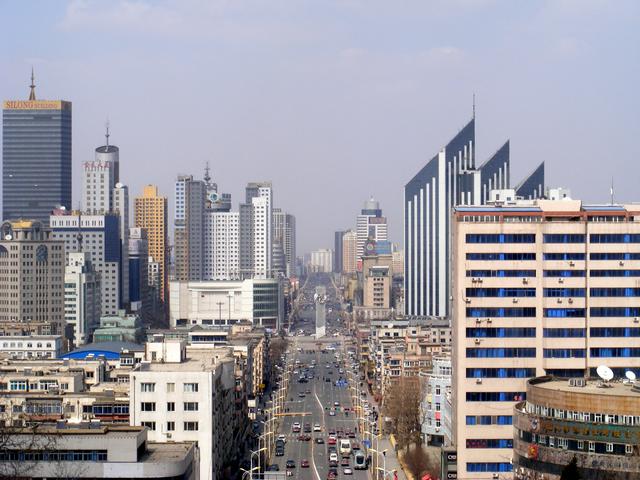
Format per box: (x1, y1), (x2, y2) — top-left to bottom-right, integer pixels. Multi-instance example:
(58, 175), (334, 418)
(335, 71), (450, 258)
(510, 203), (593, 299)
(134, 185), (168, 303)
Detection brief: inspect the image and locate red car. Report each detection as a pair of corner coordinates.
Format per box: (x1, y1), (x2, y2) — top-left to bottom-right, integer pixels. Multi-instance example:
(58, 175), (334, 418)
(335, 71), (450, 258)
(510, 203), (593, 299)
(301, 459), (310, 468)
(328, 436), (337, 445)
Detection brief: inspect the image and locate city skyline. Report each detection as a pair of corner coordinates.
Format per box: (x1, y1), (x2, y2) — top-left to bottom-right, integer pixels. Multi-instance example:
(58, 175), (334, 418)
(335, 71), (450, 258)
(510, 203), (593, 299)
(1, 1), (638, 253)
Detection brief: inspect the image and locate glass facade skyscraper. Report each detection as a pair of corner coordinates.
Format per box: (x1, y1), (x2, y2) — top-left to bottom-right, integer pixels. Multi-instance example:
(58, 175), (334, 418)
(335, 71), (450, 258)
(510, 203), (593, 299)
(2, 99), (72, 224)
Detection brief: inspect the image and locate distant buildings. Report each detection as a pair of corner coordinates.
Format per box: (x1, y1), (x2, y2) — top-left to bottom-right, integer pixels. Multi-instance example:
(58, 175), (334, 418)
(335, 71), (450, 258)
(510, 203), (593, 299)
(174, 175), (207, 281)
(0, 220), (65, 336)
(310, 249), (334, 273)
(2, 74), (72, 224)
(273, 208), (296, 277)
(342, 230), (357, 274)
(356, 197), (388, 264)
(404, 118), (545, 317)
(452, 196), (640, 479)
(334, 230), (345, 273)
(64, 251), (101, 347)
(128, 227), (150, 321)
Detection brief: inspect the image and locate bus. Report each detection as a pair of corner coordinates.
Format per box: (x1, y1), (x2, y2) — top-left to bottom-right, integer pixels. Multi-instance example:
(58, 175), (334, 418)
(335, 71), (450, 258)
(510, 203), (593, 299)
(354, 451), (368, 469)
(339, 439), (352, 457)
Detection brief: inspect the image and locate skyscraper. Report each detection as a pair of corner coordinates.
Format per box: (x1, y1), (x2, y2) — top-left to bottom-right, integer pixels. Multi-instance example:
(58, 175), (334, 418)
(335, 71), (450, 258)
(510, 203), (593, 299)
(128, 227), (149, 322)
(173, 175), (206, 281)
(404, 118), (544, 317)
(204, 211), (239, 280)
(334, 231), (345, 273)
(134, 185), (168, 304)
(342, 230), (357, 274)
(356, 198), (388, 263)
(273, 208), (296, 277)
(241, 182), (273, 279)
(64, 251), (100, 347)
(2, 73), (72, 224)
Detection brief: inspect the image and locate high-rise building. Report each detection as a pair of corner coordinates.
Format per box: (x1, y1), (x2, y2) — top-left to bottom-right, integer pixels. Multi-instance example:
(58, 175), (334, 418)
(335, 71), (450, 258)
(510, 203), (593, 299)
(2, 74), (72, 224)
(0, 220), (65, 336)
(114, 183), (129, 306)
(342, 230), (357, 274)
(129, 227), (150, 321)
(356, 198), (388, 263)
(334, 231), (345, 273)
(64, 251), (101, 347)
(273, 208), (296, 277)
(134, 185), (168, 304)
(204, 211), (239, 280)
(174, 175), (206, 281)
(247, 182), (272, 279)
(451, 196), (640, 479)
(310, 249), (333, 273)
(404, 118), (545, 317)
(50, 212), (122, 316)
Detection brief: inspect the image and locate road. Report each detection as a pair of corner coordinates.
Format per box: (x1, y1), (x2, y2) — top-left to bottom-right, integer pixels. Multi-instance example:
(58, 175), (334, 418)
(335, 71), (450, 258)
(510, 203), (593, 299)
(270, 336), (369, 480)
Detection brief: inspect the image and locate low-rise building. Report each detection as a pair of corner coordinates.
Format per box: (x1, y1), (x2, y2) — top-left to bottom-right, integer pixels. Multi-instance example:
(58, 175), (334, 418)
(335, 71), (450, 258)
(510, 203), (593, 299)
(0, 423), (196, 479)
(0, 335), (64, 360)
(421, 356), (452, 446)
(513, 375), (640, 480)
(93, 310), (143, 343)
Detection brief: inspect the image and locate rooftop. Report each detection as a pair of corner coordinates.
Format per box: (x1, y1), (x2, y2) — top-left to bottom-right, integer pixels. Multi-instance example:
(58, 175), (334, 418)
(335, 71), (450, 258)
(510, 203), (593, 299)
(530, 376), (640, 398)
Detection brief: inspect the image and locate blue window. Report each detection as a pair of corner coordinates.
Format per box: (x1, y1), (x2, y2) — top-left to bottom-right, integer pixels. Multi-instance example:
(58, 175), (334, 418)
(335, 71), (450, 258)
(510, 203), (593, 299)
(543, 234), (585, 243)
(466, 327), (536, 338)
(544, 308), (585, 318)
(466, 269), (536, 278)
(590, 307), (640, 317)
(466, 392), (526, 402)
(590, 252), (640, 260)
(467, 463), (512, 473)
(466, 234), (535, 244)
(591, 288), (640, 297)
(591, 348), (640, 358)
(467, 308), (536, 318)
(466, 368), (535, 378)
(543, 252), (585, 260)
(466, 439), (513, 449)
(466, 252), (535, 260)
(543, 328), (585, 338)
(466, 348), (536, 358)
(590, 234), (640, 243)
(544, 270), (585, 277)
(543, 288), (585, 297)
(466, 416), (513, 426)
(545, 369), (585, 378)
(466, 288), (535, 298)
(543, 349), (585, 358)
(590, 270), (640, 277)
(590, 327), (640, 337)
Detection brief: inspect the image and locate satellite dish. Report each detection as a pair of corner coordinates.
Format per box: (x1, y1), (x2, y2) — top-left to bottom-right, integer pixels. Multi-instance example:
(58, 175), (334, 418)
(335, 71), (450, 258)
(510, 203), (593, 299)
(625, 371), (637, 381)
(597, 365), (614, 382)
(4, 235), (11, 241)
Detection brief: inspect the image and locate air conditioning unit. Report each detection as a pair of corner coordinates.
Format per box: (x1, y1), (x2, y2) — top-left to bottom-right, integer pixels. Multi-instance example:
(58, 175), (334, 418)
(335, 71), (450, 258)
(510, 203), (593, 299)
(513, 298), (518, 303)
(634, 317), (639, 324)
(474, 338), (481, 344)
(475, 318), (481, 324)
(620, 261), (625, 266)
(557, 298), (562, 304)
(568, 298), (573, 304)
(523, 278), (528, 284)
(476, 378), (482, 384)
(464, 298), (471, 304)
(569, 261), (575, 267)
(487, 318), (492, 324)
(559, 278), (564, 283)
(166, 433), (172, 439)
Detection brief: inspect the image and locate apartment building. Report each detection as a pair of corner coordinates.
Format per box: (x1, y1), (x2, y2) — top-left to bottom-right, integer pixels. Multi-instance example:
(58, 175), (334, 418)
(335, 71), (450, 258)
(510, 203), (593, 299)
(0, 335), (63, 359)
(452, 196), (640, 478)
(421, 357), (452, 446)
(130, 340), (239, 480)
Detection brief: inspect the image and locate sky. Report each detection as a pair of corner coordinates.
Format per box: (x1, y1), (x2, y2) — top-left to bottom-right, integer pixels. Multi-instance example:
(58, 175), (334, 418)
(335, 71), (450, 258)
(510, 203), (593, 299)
(1, 0), (639, 255)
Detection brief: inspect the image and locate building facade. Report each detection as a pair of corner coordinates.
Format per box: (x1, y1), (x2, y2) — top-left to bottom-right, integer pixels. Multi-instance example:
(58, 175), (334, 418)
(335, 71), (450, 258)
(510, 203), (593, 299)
(204, 211), (239, 280)
(134, 185), (168, 303)
(452, 198), (640, 479)
(273, 208), (296, 277)
(2, 80), (72, 224)
(0, 220), (65, 336)
(310, 249), (334, 273)
(128, 227), (150, 320)
(64, 251), (101, 347)
(356, 198), (388, 263)
(342, 229), (357, 274)
(174, 175), (206, 281)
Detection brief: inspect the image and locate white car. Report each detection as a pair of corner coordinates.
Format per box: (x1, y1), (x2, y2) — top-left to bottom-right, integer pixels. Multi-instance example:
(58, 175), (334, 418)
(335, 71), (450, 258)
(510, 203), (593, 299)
(277, 434), (287, 444)
(313, 423), (321, 432)
(329, 453), (338, 462)
(329, 410), (336, 416)
(292, 422), (301, 429)
(344, 468), (353, 475)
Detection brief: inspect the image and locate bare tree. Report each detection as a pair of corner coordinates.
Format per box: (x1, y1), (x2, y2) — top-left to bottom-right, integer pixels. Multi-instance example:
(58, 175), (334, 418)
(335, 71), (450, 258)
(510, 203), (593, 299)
(0, 424), (60, 479)
(402, 445), (439, 479)
(383, 376), (423, 451)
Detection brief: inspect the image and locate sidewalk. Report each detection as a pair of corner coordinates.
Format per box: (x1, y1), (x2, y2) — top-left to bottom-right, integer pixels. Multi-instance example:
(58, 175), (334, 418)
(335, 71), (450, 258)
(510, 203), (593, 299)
(375, 435), (408, 480)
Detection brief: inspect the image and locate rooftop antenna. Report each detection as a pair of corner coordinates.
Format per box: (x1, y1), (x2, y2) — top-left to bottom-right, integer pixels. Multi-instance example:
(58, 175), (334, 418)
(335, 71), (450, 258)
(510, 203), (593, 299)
(105, 119), (110, 148)
(204, 162), (211, 184)
(29, 67), (36, 101)
(610, 177), (614, 205)
(472, 92), (476, 119)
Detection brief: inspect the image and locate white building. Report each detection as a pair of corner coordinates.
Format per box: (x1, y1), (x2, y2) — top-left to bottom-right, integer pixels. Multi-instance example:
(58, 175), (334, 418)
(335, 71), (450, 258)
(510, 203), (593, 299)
(82, 143), (118, 216)
(204, 211), (239, 280)
(310, 249), (333, 273)
(130, 340), (236, 480)
(273, 208), (296, 277)
(252, 190), (272, 279)
(64, 252), (101, 347)
(421, 356), (452, 446)
(170, 278), (283, 330)
(0, 335), (63, 359)
(356, 197), (388, 262)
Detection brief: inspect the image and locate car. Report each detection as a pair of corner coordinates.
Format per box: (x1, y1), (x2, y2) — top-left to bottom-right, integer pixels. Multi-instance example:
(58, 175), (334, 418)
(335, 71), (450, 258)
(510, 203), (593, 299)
(328, 429), (336, 435)
(305, 389), (312, 394)
(298, 434), (311, 441)
(326, 472), (337, 480)
(347, 431), (356, 438)
(277, 434), (287, 444)
(341, 458), (350, 466)
(304, 423), (311, 433)
(315, 437), (325, 444)
(329, 410), (336, 416)
(352, 442), (360, 450)
(314, 423), (321, 432)
(344, 467), (353, 475)
(334, 401), (340, 407)
(328, 436), (337, 445)
(298, 392), (306, 398)
(301, 459), (310, 468)
(267, 464), (280, 471)
(329, 452), (338, 462)
(286, 460), (296, 468)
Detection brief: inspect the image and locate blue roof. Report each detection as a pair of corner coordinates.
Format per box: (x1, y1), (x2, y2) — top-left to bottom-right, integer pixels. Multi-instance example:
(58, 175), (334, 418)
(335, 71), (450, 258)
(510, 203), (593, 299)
(582, 205), (626, 211)
(61, 341), (143, 360)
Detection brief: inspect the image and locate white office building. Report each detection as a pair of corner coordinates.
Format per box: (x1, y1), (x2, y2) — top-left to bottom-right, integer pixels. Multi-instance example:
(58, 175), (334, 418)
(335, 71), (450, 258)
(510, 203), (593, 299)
(204, 211), (240, 280)
(273, 208), (296, 277)
(310, 249), (334, 273)
(64, 252), (101, 347)
(356, 197), (388, 261)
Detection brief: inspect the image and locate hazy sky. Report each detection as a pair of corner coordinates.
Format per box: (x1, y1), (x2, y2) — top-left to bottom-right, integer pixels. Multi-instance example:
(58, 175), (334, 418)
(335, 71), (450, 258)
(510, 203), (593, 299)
(1, 0), (639, 254)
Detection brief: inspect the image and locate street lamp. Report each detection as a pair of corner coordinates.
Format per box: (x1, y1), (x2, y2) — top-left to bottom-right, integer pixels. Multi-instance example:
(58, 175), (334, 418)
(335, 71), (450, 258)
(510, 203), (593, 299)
(239, 466), (259, 480)
(370, 447), (387, 479)
(249, 447), (266, 480)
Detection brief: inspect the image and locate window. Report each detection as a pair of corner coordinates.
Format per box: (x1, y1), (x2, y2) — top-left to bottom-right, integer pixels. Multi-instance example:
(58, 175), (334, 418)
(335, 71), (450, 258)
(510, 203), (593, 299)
(591, 307), (640, 317)
(466, 252), (535, 261)
(626, 444), (633, 454)
(435, 386), (441, 396)
(184, 383), (199, 393)
(467, 269), (536, 278)
(184, 402), (199, 411)
(9, 380), (27, 391)
(543, 349), (585, 358)
(543, 252), (585, 260)
(140, 402), (156, 412)
(466, 234), (535, 244)
(590, 234), (640, 243)
(543, 234), (585, 243)
(466, 392), (526, 402)
(606, 443), (614, 453)
(590, 252), (640, 260)
(544, 288), (585, 297)
(142, 421), (156, 431)
(588, 441), (595, 452)
(166, 383), (175, 393)
(184, 421), (199, 431)
(140, 383), (155, 393)
(544, 270), (585, 277)
(466, 288), (535, 298)
(590, 327), (640, 337)
(466, 348), (536, 358)
(466, 463), (512, 473)
(466, 327), (536, 338)
(167, 421), (175, 431)
(167, 402), (175, 412)
(543, 328), (585, 338)
(544, 308), (585, 318)
(466, 307), (536, 318)
(577, 440), (584, 450)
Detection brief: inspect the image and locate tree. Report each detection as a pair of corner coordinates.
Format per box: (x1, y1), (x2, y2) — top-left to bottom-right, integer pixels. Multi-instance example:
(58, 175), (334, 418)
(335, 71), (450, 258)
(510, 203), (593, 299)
(402, 444), (439, 479)
(560, 456), (581, 480)
(383, 376), (423, 451)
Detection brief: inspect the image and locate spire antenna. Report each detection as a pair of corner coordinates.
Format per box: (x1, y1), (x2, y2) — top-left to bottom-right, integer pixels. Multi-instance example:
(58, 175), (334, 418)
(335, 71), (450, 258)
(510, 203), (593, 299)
(204, 162), (211, 184)
(472, 92), (476, 119)
(105, 119), (110, 148)
(29, 67), (36, 101)
(610, 177), (614, 205)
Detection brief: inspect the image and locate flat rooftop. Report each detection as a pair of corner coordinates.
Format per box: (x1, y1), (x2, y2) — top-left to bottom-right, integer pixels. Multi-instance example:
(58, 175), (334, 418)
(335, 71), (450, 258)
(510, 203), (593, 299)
(144, 442), (194, 462)
(531, 376), (640, 398)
